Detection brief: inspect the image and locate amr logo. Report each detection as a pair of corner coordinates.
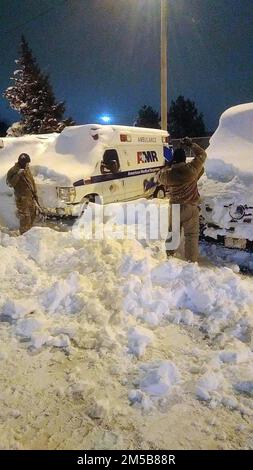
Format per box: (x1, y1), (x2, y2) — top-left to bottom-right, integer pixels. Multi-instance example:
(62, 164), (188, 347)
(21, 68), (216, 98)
(137, 151), (158, 164)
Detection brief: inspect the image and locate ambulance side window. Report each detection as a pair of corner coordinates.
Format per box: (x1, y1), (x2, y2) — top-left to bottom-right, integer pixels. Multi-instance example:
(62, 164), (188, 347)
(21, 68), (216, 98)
(101, 149), (120, 174)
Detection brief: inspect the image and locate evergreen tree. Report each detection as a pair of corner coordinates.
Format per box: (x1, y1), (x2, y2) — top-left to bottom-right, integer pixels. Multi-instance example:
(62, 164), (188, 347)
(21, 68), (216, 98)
(3, 36), (74, 135)
(168, 95), (206, 138)
(134, 105), (160, 129)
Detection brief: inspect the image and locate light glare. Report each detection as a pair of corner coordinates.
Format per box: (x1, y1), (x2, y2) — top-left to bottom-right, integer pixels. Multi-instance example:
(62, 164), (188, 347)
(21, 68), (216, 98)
(100, 115), (111, 123)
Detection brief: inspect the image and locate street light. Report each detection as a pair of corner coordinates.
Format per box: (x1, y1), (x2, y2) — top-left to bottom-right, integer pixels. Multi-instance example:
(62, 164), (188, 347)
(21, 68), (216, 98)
(161, 0), (168, 131)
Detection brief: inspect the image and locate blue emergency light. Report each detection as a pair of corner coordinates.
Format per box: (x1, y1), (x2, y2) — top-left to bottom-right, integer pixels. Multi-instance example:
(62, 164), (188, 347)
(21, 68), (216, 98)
(163, 145), (173, 163)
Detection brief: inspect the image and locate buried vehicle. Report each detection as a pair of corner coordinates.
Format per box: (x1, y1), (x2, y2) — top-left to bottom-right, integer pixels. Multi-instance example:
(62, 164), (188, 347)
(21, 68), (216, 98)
(0, 125), (169, 226)
(200, 103), (253, 251)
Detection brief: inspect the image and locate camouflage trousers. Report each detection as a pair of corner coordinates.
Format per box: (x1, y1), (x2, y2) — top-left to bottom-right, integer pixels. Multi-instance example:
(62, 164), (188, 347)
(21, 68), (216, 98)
(166, 203), (200, 263)
(16, 196), (37, 235)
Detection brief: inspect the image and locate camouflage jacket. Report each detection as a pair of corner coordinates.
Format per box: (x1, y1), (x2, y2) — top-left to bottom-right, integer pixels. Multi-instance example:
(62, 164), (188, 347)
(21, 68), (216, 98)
(6, 163), (37, 199)
(158, 143), (207, 204)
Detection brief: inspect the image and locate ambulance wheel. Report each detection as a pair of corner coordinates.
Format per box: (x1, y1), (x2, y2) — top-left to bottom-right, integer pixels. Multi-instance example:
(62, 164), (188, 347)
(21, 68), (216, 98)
(154, 186), (166, 199)
(82, 194), (103, 204)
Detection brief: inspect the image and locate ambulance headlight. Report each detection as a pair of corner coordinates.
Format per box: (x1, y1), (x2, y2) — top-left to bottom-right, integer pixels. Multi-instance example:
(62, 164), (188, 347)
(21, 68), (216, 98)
(57, 187), (76, 203)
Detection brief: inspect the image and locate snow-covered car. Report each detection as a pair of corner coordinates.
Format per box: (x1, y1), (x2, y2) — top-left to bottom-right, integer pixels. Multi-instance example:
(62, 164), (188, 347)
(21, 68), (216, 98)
(200, 103), (253, 251)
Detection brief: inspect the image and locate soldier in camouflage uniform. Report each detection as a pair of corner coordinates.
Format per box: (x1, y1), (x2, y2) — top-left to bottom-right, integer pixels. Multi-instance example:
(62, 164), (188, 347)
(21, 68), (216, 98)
(158, 137), (207, 263)
(6, 153), (38, 235)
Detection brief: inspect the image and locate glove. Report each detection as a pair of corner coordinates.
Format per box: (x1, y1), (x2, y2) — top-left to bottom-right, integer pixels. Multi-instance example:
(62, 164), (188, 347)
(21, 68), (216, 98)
(180, 137), (193, 147)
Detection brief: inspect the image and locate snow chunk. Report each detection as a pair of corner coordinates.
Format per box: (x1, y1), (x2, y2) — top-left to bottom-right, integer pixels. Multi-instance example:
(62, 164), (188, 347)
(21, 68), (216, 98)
(15, 317), (43, 337)
(151, 261), (183, 284)
(138, 361), (180, 397)
(41, 272), (80, 314)
(128, 389), (153, 411)
(219, 349), (252, 364)
(47, 334), (71, 349)
(221, 395), (238, 410)
(88, 399), (109, 420)
(169, 309), (195, 326)
(234, 381), (253, 396)
(2, 299), (37, 320)
(196, 371), (223, 401)
(30, 332), (50, 349)
(128, 326), (154, 358)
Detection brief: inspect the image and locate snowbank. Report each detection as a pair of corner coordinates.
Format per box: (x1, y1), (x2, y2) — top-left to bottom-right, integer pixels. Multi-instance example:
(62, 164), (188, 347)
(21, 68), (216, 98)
(200, 103), (253, 242)
(1, 222), (253, 418)
(206, 103), (253, 178)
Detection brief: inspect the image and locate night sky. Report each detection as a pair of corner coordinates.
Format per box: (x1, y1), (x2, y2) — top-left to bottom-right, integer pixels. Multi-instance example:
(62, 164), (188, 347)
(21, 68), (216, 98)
(1, 0), (253, 132)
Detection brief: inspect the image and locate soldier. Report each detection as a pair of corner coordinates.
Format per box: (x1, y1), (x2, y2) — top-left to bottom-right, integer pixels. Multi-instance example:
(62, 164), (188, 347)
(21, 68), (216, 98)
(6, 153), (38, 235)
(158, 137), (207, 262)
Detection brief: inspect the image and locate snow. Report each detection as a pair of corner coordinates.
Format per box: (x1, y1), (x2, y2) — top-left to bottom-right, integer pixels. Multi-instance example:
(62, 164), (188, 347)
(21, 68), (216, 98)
(128, 326), (154, 358)
(0, 212), (253, 449)
(138, 361), (180, 397)
(206, 103), (253, 176)
(234, 381), (253, 396)
(200, 103), (253, 242)
(196, 371), (223, 401)
(200, 241), (253, 273)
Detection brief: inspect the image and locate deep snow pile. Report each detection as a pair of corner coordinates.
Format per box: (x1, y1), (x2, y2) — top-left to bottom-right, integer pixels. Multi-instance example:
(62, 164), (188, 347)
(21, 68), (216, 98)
(206, 103), (253, 177)
(0, 125), (111, 189)
(200, 103), (253, 241)
(1, 222), (253, 415)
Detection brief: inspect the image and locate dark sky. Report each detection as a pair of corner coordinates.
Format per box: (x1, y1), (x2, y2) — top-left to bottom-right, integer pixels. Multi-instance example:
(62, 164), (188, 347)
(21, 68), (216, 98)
(1, 0), (253, 131)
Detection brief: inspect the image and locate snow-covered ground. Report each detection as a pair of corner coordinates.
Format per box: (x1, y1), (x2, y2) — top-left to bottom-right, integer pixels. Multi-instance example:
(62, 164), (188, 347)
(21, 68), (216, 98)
(0, 203), (253, 449)
(1, 106), (253, 449)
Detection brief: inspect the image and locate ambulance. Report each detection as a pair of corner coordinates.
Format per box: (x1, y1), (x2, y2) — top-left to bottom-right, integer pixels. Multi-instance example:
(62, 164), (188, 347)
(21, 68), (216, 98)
(0, 124), (170, 220)
(48, 124), (169, 217)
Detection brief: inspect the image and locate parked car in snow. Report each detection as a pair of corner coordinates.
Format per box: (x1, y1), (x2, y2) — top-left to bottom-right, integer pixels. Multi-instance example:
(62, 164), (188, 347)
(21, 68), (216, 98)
(200, 103), (253, 251)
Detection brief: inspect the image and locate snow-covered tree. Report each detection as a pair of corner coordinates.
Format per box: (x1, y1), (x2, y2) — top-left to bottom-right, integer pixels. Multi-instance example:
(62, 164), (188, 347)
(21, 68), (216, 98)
(6, 122), (26, 137)
(3, 36), (75, 135)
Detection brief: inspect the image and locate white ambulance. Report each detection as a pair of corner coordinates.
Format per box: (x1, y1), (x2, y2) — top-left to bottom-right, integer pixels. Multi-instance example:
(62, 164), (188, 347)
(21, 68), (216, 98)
(46, 124), (169, 217)
(0, 125), (169, 220)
